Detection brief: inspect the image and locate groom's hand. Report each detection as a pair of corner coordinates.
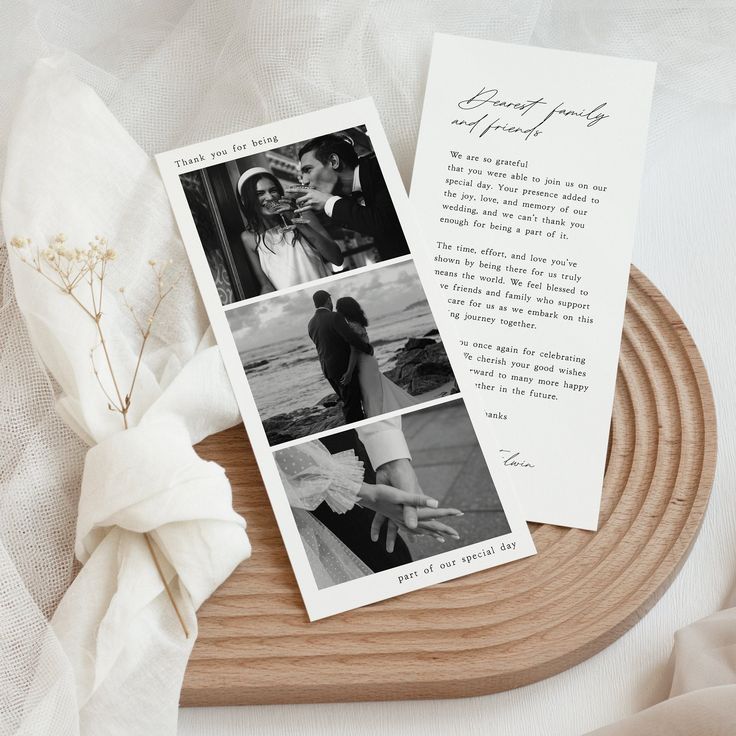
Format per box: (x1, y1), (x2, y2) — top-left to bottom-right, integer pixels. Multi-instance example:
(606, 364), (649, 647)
(375, 458), (425, 530)
(295, 189), (333, 214)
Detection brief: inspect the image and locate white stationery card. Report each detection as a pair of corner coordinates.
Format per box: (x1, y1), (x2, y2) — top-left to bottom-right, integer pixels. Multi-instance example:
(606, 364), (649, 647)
(156, 99), (535, 620)
(411, 35), (656, 530)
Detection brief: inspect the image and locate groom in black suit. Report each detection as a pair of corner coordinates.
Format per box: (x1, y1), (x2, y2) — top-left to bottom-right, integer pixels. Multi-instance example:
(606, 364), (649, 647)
(307, 289), (372, 423)
(296, 134), (409, 262)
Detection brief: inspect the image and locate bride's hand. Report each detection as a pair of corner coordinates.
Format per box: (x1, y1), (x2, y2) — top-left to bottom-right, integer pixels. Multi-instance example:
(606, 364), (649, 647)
(364, 503), (463, 552)
(278, 197), (311, 226)
(373, 510), (462, 548)
(340, 370), (353, 386)
(410, 506), (464, 540)
(358, 488), (463, 552)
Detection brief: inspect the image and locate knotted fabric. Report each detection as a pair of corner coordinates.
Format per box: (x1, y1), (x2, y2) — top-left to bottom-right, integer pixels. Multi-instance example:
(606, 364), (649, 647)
(2, 59), (250, 735)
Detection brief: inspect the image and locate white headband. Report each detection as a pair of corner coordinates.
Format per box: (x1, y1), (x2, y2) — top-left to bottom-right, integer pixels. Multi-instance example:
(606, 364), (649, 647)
(236, 166), (271, 195)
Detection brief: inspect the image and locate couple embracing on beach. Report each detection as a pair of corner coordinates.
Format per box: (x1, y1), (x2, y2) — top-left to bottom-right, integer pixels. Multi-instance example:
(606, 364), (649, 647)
(308, 288), (416, 423)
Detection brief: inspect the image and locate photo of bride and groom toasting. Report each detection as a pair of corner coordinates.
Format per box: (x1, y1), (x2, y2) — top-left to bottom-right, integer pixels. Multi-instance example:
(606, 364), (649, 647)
(181, 125), (511, 590)
(181, 126), (410, 305)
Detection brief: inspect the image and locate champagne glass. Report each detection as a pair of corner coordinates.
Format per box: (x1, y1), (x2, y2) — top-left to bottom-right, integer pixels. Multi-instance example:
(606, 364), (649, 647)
(264, 199), (296, 233)
(284, 185), (315, 225)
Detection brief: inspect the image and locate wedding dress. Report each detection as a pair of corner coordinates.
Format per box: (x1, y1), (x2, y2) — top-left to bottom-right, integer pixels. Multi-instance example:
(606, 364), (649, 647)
(255, 227), (333, 289)
(274, 441), (372, 588)
(347, 321), (419, 417)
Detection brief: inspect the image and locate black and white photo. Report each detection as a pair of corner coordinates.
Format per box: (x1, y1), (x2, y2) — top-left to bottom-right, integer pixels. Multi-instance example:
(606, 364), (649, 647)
(179, 126), (410, 305)
(226, 259), (458, 445)
(157, 98), (535, 619)
(276, 399), (511, 589)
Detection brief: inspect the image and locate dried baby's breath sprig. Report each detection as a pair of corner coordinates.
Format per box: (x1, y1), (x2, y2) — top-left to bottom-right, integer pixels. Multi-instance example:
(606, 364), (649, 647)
(9, 234), (179, 429)
(7, 233), (189, 637)
(119, 259), (180, 416)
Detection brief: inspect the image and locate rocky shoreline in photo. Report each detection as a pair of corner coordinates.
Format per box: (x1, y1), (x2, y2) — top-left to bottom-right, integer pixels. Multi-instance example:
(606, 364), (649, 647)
(264, 329), (458, 445)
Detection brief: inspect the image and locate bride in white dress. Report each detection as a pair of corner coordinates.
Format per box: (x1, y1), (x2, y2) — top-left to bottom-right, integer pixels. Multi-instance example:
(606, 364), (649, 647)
(237, 167), (343, 293)
(334, 296), (419, 417)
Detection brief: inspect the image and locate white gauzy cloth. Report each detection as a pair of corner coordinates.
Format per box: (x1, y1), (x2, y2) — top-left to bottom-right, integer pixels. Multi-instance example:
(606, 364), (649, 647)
(2, 60), (249, 735)
(1, 3), (735, 736)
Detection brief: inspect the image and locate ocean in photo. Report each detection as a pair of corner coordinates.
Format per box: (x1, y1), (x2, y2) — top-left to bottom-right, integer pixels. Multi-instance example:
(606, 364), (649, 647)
(239, 301), (436, 420)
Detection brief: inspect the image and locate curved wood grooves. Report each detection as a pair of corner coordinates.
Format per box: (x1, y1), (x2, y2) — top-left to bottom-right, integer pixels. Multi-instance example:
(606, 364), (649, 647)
(185, 266), (717, 706)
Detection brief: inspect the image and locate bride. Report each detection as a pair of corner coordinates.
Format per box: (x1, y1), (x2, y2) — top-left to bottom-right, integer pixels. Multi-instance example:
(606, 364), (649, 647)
(335, 296), (418, 417)
(238, 167), (343, 293)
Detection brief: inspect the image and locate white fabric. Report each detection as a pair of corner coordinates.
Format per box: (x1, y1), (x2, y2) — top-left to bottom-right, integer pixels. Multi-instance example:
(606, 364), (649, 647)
(274, 440), (372, 588)
(274, 441), (364, 513)
(292, 509), (373, 589)
(75, 418), (246, 610)
(256, 227), (333, 289)
(0, 2), (734, 736)
(587, 591), (736, 735)
(345, 322), (418, 417)
(1, 59), (250, 736)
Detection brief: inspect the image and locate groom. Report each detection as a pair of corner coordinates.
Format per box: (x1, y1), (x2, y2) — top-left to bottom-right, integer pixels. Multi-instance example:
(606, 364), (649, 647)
(307, 288), (370, 423)
(296, 134), (409, 262)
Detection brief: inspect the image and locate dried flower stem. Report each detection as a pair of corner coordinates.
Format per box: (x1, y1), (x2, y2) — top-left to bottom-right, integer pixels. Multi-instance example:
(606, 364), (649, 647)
(9, 234), (188, 637)
(144, 533), (190, 638)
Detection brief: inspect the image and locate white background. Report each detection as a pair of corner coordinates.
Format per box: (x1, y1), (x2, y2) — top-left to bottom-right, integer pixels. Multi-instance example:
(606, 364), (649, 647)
(1, 3), (734, 735)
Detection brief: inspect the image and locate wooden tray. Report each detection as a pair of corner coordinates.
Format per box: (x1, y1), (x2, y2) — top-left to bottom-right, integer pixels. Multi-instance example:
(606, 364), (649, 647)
(184, 266), (717, 706)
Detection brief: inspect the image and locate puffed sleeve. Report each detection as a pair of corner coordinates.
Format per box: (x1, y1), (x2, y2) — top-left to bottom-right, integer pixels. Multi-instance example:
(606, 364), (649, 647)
(274, 440), (364, 514)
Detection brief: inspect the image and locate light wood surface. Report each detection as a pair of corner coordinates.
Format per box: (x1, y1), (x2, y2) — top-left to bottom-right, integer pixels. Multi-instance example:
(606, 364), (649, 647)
(184, 266), (716, 707)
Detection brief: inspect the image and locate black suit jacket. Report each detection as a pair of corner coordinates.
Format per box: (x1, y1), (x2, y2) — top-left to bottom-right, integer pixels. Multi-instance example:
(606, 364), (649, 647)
(307, 308), (372, 386)
(329, 155), (409, 261)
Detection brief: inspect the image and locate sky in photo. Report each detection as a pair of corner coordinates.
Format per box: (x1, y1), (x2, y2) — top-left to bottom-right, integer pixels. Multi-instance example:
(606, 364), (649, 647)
(227, 259), (428, 352)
